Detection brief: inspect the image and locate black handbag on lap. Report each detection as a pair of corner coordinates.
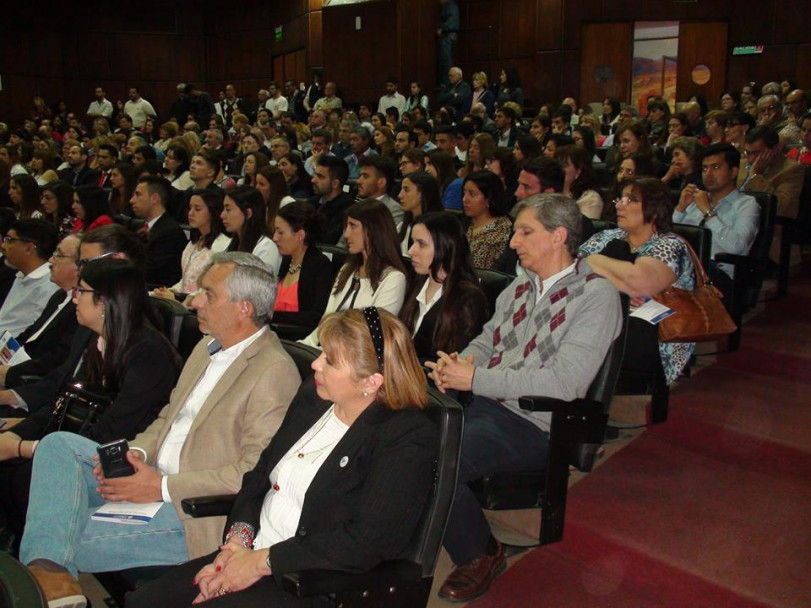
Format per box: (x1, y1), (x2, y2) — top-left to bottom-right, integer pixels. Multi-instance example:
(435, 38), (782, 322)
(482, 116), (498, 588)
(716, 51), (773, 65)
(43, 382), (112, 436)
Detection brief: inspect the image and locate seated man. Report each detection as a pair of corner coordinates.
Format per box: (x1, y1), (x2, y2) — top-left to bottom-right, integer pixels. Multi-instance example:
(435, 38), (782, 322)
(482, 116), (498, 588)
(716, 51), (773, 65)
(130, 175), (189, 289)
(427, 194), (622, 603)
(673, 143), (760, 299)
(19, 253), (302, 607)
(0, 220), (60, 337)
(736, 125), (805, 261)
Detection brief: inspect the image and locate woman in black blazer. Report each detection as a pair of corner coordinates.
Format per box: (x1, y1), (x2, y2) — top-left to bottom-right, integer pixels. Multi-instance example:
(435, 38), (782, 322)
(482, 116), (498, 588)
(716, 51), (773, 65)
(271, 201), (334, 331)
(127, 307), (438, 608)
(399, 212), (489, 362)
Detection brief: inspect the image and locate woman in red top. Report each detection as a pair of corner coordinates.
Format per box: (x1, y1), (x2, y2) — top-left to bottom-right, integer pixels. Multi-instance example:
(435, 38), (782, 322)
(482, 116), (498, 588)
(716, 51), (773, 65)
(71, 185), (114, 233)
(271, 201), (334, 332)
(787, 112), (811, 166)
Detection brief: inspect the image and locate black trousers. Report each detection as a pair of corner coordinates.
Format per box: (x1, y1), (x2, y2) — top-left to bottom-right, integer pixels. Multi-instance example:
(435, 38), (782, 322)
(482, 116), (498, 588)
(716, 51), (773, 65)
(0, 458), (33, 544)
(126, 551), (324, 608)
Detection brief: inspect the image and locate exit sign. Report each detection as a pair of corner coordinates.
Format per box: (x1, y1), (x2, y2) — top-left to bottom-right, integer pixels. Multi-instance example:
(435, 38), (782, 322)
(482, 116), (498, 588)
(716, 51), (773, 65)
(274, 26), (282, 43)
(732, 45), (764, 55)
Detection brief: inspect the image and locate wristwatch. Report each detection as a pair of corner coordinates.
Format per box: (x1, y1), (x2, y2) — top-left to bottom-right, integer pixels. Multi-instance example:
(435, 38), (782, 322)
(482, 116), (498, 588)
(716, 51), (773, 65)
(703, 208), (717, 220)
(266, 551), (272, 572)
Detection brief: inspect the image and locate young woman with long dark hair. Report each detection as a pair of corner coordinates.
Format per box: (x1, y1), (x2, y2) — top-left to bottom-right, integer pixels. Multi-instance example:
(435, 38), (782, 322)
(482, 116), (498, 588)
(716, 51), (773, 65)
(397, 171), (444, 254)
(221, 185), (281, 274)
(399, 212), (488, 361)
(300, 199), (408, 347)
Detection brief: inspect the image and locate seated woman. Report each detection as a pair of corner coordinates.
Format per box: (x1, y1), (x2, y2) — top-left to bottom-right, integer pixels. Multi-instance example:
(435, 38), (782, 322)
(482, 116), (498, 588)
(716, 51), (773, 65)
(513, 133), (543, 163)
(661, 137), (704, 191)
(373, 126), (396, 159)
(397, 171), (444, 254)
(237, 151), (270, 188)
(0, 258), (182, 543)
(400, 212), (488, 362)
(555, 144), (603, 220)
(277, 152), (313, 199)
(300, 200), (408, 347)
(426, 150), (463, 211)
(9, 174), (44, 219)
(484, 148), (519, 209)
(271, 201), (334, 330)
(459, 133), (496, 178)
(463, 170), (512, 270)
(71, 185), (114, 233)
(30, 150), (59, 186)
(125, 307), (437, 608)
(399, 148), (426, 175)
(108, 162), (138, 215)
(579, 177), (696, 384)
(153, 189), (231, 301)
(39, 179), (75, 238)
(255, 165), (295, 229)
(222, 185), (282, 275)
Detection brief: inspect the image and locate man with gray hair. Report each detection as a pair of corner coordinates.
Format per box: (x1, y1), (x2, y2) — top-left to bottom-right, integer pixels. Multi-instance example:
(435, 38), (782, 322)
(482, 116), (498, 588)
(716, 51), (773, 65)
(757, 94), (800, 145)
(427, 194), (622, 603)
(438, 66), (471, 118)
(19, 252), (301, 605)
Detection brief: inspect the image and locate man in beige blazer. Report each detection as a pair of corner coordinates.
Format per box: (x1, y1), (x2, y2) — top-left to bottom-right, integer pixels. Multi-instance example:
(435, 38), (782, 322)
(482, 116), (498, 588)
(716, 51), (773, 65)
(19, 253), (301, 606)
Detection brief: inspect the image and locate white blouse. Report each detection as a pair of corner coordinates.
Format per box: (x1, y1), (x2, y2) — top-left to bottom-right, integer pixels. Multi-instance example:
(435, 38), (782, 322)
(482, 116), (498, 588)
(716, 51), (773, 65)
(254, 406), (348, 549)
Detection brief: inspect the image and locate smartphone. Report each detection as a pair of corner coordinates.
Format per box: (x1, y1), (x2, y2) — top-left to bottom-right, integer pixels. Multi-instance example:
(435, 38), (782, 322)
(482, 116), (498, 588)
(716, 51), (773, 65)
(97, 439), (136, 479)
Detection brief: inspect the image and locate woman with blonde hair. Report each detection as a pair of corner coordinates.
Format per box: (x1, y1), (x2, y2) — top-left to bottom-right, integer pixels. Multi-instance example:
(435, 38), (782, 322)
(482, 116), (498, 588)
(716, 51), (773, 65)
(470, 72), (495, 117)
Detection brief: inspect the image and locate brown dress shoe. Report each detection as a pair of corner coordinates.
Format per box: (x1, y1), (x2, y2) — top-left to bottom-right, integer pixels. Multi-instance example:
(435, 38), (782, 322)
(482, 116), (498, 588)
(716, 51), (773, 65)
(28, 564), (87, 608)
(438, 542), (506, 603)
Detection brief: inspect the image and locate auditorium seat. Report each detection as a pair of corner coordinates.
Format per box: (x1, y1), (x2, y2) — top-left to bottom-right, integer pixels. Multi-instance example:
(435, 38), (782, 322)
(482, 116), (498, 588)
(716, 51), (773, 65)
(776, 165), (811, 298)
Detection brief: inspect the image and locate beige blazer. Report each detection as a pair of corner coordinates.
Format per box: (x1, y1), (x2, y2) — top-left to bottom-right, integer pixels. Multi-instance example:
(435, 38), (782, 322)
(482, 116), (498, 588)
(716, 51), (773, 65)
(131, 329), (300, 559)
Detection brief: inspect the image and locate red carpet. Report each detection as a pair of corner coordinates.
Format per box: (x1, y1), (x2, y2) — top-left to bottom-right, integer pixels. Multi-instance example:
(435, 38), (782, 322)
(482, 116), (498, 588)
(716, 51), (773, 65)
(472, 278), (811, 607)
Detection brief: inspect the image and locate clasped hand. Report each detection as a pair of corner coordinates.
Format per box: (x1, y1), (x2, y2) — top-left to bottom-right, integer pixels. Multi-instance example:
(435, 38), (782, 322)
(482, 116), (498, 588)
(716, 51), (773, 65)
(425, 351), (475, 393)
(192, 538), (268, 604)
(93, 450), (163, 503)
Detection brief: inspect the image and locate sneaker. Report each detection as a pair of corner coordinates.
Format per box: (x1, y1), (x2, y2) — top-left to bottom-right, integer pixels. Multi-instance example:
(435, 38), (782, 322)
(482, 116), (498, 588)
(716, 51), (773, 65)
(27, 564), (87, 608)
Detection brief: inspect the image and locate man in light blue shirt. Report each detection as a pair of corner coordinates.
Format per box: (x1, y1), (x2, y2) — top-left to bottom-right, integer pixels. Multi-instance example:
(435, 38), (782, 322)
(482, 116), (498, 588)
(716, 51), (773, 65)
(0, 220), (60, 338)
(673, 143), (760, 298)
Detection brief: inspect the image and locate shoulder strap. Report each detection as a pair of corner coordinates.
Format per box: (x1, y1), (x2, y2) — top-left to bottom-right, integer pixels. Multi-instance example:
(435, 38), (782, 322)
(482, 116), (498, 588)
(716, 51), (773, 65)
(670, 233), (710, 288)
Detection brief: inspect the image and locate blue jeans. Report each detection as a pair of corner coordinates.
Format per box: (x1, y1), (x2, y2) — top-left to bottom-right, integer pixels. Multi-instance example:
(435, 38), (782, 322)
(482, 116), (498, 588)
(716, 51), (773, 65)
(442, 396), (549, 565)
(19, 432), (188, 578)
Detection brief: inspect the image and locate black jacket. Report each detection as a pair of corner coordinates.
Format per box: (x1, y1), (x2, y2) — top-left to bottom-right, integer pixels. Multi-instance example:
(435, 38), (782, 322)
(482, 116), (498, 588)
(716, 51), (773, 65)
(146, 213), (188, 289)
(58, 166), (100, 188)
(13, 328), (181, 444)
(271, 246), (334, 330)
(226, 379), (438, 583)
(309, 192), (354, 245)
(5, 291), (78, 388)
(410, 280), (489, 363)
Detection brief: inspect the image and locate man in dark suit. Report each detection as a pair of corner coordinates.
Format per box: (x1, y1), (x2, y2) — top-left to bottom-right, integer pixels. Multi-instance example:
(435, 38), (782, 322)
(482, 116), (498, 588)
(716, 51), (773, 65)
(310, 156), (354, 245)
(95, 144), (118, 189)
(58, 144), (99, 187)
(129, 175), (188, 289)
(0, 234), (81, 389)
(437, 66), (472, 120)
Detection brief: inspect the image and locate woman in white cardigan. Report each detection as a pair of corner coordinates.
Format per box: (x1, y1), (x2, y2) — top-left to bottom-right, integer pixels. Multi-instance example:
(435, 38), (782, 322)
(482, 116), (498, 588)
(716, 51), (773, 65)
(301, 199), (409, 347)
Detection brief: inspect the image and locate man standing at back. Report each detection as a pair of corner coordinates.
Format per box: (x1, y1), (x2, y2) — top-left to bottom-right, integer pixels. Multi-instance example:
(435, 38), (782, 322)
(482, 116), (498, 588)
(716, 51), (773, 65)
(436, 0), (460, 87)
(130, 175), (188, 288)
(124, 87), (157, 129)
(20, 253), (301, 607)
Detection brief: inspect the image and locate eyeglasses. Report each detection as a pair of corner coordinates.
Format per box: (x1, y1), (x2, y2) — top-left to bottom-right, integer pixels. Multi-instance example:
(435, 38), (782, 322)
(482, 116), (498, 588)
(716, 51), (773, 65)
(613, 196), (641, 207)
(2, 236), (34, 244)
(40, 194), (57, 201)
(52, 249), (78, 262)
(76, 251), (116, 268)
(72, 286), (97, 297)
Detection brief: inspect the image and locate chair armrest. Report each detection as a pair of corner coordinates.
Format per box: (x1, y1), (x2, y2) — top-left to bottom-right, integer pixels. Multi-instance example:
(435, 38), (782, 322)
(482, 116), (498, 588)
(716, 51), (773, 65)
(180, 495), (236, 518)
(713, 252), (750, 266)
(281, 560), (423, 598)
(519, 395), (603, 417)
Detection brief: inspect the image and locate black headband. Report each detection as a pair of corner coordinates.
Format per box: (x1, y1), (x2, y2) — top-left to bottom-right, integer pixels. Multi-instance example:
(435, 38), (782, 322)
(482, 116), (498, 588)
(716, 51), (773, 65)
(363, 307), (385, 373)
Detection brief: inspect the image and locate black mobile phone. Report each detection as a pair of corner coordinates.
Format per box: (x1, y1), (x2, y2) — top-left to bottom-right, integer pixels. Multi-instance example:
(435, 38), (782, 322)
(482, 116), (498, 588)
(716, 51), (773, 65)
(97, 439), (136, 479)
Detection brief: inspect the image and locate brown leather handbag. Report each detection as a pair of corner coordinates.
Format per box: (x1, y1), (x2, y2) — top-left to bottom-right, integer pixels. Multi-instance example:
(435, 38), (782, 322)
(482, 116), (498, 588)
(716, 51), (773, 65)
(653, 237), (737, 343)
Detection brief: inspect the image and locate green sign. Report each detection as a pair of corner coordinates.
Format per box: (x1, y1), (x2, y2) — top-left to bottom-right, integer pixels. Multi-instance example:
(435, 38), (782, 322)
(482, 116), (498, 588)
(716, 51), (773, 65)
(274, 26), (282, 43)
(732, 45), (763, 55)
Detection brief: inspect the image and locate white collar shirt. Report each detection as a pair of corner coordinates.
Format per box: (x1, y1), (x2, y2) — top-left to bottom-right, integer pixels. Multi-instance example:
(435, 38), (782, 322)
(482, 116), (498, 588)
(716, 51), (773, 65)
(413, 281), (443, 336)
(534, 262), (576, 304)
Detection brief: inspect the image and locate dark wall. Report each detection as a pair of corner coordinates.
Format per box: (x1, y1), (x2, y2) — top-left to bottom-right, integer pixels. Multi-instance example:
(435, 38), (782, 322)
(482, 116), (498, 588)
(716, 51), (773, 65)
(1, 0), (808, 126)
(0, 1), (205, 127)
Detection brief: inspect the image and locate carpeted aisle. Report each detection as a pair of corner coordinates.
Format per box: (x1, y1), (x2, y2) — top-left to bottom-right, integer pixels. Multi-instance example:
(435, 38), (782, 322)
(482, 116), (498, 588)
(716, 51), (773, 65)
(471, 276), (811, 607)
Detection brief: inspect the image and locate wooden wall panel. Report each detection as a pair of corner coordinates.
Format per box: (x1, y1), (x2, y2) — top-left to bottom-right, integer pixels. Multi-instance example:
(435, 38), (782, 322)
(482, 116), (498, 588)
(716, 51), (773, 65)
(676, 22), (728, 104)
(500, 0), (536, 58)
(537, 0), (563, 51)
(580, 21), (633, 105)
(309, 10), (323, 67)
(773, 3), (811, 45)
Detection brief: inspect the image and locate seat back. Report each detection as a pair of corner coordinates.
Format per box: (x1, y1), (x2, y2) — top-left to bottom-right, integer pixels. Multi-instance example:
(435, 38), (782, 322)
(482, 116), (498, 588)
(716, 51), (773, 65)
(149, 297), (187, 346)
(280, 339), (321, 381)
(0, 553), (46, 608)
(742, 191), (777, 268)
(317, 243), (348, 276)
(672, 223), (712, 271)
(591, 219), (617, 234)
(402, 387), (464, 577)
(175, 311), (204, 361)
(475, 268), (515, 317)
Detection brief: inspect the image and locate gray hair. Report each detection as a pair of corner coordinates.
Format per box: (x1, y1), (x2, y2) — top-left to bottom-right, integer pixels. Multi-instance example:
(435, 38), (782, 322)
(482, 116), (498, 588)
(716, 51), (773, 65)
(203, 252), (278, 327)
(757, 94), (781, 112)
(450, 66), (463, 78)
(176, 83), (186, 92)
(351, 126), (371, 140)
(514, 193), (582, 256)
